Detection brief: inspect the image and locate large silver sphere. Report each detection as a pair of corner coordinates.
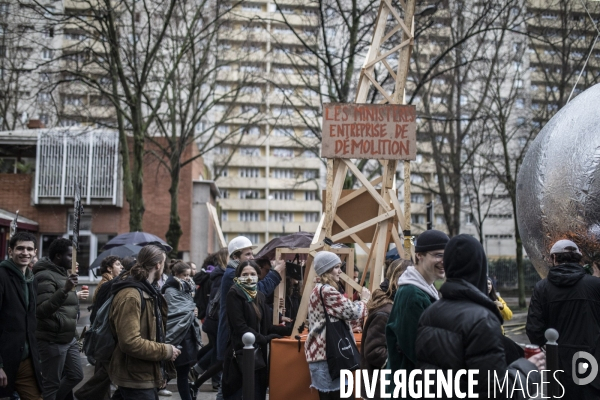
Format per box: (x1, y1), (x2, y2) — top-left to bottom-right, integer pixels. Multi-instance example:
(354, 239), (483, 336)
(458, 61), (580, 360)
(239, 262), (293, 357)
(517, 83), (600, 278)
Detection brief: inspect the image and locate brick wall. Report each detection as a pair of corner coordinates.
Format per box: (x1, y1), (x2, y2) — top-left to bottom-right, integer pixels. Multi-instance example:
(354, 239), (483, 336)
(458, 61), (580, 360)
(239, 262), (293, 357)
(0, 137), (203, 253)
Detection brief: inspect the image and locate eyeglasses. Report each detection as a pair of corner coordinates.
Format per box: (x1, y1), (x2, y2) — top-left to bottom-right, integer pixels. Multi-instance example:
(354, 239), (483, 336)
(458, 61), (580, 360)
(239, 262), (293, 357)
(427, 252), (444, 260)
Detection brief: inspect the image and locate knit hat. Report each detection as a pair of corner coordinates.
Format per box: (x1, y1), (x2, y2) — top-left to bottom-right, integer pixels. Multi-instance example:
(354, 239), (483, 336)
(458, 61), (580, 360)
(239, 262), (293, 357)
(314, 251), (341, 276)
(414, 230), (450, 253)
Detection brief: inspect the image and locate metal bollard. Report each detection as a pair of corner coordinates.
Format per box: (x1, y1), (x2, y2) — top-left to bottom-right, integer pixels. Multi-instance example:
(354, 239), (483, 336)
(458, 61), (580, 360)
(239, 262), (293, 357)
(545, 328), (560, 398)
(242, 332), (256, 400)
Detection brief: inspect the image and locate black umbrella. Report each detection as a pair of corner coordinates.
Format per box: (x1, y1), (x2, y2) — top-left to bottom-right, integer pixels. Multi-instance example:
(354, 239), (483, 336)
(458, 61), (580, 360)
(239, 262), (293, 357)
(103, 232), (172, 252)
(255, 231), (314, 261)
(90, 244), (142, 271)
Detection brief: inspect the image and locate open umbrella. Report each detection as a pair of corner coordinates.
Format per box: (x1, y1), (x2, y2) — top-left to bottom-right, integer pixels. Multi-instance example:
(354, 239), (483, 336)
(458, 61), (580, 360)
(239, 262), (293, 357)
(255, 231), (314, 261)
(90, 244), (143, 271)
(103, 232), (172, 252)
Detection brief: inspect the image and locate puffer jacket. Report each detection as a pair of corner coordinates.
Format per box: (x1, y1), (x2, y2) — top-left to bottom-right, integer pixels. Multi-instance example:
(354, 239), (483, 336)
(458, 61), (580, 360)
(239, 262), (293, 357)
(108, 277), (174, 389)
(33, 258), (79, 344)
(527, 263), (600, 393)
(417, 279), (539, 399)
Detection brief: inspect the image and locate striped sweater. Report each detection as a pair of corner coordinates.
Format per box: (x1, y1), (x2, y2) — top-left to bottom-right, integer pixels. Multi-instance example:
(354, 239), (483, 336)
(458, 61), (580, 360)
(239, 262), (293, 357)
(305, 283), (367, 363)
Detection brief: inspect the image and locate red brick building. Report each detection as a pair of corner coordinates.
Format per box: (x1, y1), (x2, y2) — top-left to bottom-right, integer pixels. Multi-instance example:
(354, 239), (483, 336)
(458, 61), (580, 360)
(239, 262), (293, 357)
(0, 128), (220, 277)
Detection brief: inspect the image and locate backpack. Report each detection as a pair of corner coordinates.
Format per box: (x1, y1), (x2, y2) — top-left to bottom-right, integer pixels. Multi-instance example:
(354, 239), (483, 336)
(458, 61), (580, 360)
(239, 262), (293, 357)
(83, 287), (145, 362)
(206, 286), (221, 320)
(193, 270), (211, 320)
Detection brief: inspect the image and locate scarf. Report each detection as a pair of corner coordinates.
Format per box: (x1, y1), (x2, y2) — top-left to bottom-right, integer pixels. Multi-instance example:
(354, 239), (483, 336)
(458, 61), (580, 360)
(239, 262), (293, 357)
(233, 277), (257, 302)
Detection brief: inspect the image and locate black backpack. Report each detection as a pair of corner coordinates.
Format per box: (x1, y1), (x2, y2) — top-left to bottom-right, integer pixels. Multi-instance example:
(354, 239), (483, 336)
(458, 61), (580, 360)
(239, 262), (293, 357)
(193, 270), (211, 320)
(83, 287), (145, 362)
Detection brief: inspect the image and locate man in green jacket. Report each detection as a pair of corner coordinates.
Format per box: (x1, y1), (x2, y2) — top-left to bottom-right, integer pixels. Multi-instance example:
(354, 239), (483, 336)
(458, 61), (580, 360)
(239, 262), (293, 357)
(385, 229), (449, 395)
(33, 238), (83, 400)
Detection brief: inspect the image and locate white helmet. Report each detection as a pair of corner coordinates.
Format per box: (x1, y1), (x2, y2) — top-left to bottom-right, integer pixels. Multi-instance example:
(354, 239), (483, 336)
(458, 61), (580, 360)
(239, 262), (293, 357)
(228, 236), (257, 257)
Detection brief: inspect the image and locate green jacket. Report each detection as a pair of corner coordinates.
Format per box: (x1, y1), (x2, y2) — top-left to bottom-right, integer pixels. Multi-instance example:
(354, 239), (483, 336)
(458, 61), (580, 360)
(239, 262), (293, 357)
(386, 284), (435, 378)
(33, 258), (79, 344)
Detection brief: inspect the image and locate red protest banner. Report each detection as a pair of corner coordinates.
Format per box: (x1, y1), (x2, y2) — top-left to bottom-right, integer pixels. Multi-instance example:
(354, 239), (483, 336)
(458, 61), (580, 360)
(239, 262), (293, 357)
(321, 103), (417, 160)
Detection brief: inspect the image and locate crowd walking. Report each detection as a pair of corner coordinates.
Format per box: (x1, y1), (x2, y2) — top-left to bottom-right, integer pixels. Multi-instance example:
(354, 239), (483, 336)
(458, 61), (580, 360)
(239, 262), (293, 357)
(3, 227), (599, 400)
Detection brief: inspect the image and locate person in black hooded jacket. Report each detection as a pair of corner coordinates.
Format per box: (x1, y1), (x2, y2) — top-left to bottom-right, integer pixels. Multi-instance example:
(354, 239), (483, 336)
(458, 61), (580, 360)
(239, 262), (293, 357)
(527, 239), (600, 399)
(416, 234), (545, 399)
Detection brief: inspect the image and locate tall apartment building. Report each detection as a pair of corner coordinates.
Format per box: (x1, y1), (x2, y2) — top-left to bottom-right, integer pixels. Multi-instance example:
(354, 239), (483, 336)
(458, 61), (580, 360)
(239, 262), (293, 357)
(211, 1), (324, 246)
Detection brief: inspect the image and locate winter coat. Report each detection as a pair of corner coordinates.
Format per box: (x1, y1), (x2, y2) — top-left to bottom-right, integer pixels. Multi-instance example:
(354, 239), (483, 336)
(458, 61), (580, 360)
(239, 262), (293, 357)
(162, 276), (201, 367)
(202, 266), (224, 337)
(33, 257), (80, 344)
(93, 273), (113, 304)
(416, 279), (539, 399)
(222, 285), (290, 399)
(385, 267), (438, 375)
(108, 277), (174, 389)
(527, 263), (600, 395)
(305, 283), (366, 363)
(216, 260), (282, 361)
(416, 235), (539, 400)
(0, 259), (43, 397)
(360, 303), (392, 400)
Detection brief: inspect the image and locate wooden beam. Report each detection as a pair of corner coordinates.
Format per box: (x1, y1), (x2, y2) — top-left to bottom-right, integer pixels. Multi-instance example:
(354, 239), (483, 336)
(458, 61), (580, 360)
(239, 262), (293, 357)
(272, 248), (286, 324)
(340, 271), (362, 292)
(207, 203), (226, 248)
(330, 210), (395, 243)
(336, 176), (383, 207)
(333, 215), (370, 254)
(342, 159), (392, 212)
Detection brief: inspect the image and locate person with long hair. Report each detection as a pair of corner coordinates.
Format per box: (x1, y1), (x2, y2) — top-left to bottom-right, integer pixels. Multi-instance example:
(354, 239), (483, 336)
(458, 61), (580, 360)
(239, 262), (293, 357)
(305, 251), (370, 400)
(191, 248), (229, 392)
(162, 260), (201, 400)
(487, 277), (512, 333)
(222, 260), (291, 400)
(360, 259), (412, 399)
(108, 245), (180, 400)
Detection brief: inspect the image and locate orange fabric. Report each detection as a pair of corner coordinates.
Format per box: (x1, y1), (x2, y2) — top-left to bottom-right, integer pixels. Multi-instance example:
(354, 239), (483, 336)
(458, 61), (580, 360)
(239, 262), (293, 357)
(269, 333), (362, 400)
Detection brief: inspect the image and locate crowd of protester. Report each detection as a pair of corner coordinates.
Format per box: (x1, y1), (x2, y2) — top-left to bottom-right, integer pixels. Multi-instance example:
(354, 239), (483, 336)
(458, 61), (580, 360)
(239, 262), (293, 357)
(2, 229), (600, 400)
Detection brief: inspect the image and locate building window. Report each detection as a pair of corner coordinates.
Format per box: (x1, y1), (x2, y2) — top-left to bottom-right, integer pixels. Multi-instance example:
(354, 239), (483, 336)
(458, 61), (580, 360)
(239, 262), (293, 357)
(273, 168), (294, 179)
(270, 212), (292, 222)
(303, 170), (317, 179)
(272, 128), (293, 137)
(239, 168), (260, 178)
(42, 49), (53, 60)
(436, 215), (444, 225)
(410, 194), (425, 204)
(273, 148), (294, 157)
(240, 147), (260, 156)
(214, 146), (230, 155)
(410, 174), (423, 184)
(221, 190), (229, 199)
(218, 168), (228, 177)
(272, 190), (294, 200)
(304, 191), (317, 201)
(411, 214), (425, 224)
(466, 213), (474, 225)
(304, 212), (319, 222)
(221, 211), (228, 221)
(302, 150), (317, 158)
(242, 126), (260, 136)
(303, 129), (316, 137)
(38, 93), (51, 103)
(239, 211), (259, 221)
(239, 190), (261, 199)
(241, 233), (261, 243)
(63, 95), (84, 106)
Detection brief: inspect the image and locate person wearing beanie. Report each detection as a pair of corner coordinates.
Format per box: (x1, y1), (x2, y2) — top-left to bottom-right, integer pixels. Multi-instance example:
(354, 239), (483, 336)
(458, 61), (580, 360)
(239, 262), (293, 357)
(415, 235), (544, 398)
(385, 229), (449, 396)
(527, 239), (600, 399)
(305, 251), (370, 400)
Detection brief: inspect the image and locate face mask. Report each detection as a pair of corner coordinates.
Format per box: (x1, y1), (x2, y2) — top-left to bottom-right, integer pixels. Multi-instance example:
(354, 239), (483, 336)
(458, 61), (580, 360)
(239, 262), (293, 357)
(242, 275), (258, 285)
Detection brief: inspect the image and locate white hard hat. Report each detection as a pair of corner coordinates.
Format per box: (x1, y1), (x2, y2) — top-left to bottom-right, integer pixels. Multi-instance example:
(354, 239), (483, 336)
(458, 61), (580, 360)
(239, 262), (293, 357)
(228, 236), (257, 257)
